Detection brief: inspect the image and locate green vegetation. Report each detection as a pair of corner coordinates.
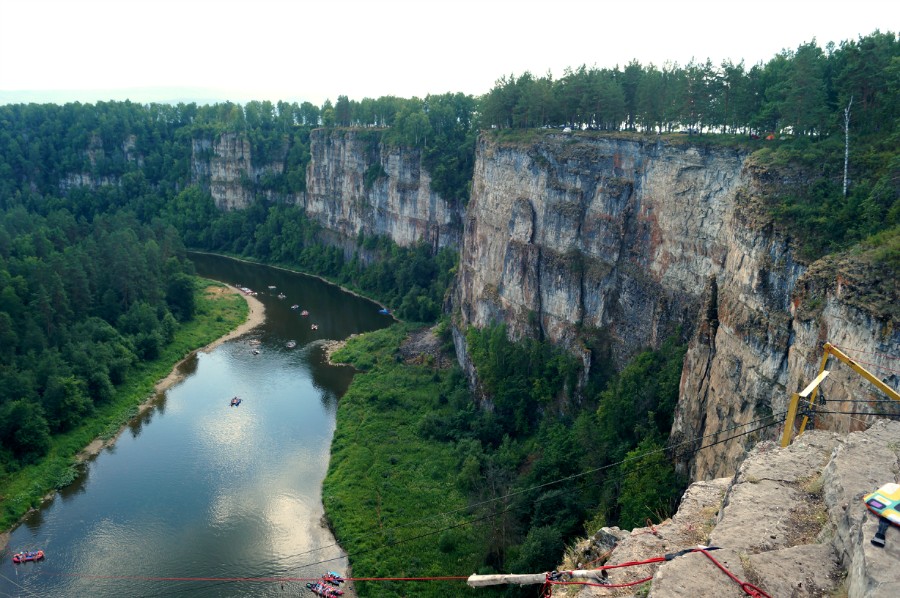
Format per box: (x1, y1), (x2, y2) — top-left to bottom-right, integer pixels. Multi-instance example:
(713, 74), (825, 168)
(480, 32), (897, 138)
(0, 27), (895, 588)
(478, 31), (899, 262)
(323, 325), (480, 598)
(0, 279), (247, 530)
(754, 137), (900, 261)
(171, 199), (458, 323)
(323, 325), (687, 596)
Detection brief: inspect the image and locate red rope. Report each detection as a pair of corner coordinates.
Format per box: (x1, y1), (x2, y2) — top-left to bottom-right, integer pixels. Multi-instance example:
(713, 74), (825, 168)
(585, 547), (612, 566)
(831, 346), (900, 374)
(834, 345), (900, 361)
(596, 556), (667, 570)
(697, 549), (772, 598)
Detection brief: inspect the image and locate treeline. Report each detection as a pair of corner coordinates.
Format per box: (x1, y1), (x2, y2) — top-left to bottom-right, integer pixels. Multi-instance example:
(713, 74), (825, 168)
(0, 207), (197, 472)
(164, 190), (456, 322)
(480, 31), (898, 136)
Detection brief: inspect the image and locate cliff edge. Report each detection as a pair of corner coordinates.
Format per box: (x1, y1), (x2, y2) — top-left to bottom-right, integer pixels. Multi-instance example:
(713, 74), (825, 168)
(562, 420), (900, 597)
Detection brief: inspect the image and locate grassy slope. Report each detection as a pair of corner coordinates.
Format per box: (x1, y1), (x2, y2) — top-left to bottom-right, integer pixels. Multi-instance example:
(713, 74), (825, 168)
(323, 325), (480, 597)
(0, 279), (248, 531)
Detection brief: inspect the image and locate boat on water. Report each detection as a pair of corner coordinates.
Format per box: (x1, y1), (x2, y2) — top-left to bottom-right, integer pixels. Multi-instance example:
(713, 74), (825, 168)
(291, 304), (300, 310)
(12, 550), (44, 563)
(300, 310), (309, 316)
(378, 308), (390, 315)
(286, 340), (297, 348)
(230, 397), (242, 407)
(268, 285), (276, 289)
(277, 293), (287, 299)
(310, 324), (318, 331)
(306, 582), (343, 596)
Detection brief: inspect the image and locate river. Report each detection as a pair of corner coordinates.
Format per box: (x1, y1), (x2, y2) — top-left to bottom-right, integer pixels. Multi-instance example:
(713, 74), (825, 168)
(0, 254), (390, 597)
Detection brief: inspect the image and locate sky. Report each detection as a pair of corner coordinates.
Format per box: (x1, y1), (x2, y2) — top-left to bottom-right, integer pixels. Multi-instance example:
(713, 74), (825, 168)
(0, 0), (897, 106)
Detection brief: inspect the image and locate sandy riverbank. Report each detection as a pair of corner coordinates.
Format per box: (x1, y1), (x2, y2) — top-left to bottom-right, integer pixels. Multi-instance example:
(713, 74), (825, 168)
(76, 284), (265, 461)
(0, 285), (265, 550)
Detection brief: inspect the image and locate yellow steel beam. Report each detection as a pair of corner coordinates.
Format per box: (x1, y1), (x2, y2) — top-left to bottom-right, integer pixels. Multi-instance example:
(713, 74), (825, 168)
(824, 342), (900, 402)
(782, 370), (830, 447)
(797, 342), (900, 439)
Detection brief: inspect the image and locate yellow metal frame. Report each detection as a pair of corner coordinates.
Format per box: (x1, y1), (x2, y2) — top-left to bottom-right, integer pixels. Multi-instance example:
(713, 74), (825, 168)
(781, 342), (900, 447)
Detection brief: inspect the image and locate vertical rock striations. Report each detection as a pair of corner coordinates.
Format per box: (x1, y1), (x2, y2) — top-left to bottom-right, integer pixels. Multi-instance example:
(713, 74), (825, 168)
(191, 133), (287, 210)
(188, 128), (898, 481)
(455, 133), (747, 374)
(456, 133), (899, 481)
(303, 129), (462, 250)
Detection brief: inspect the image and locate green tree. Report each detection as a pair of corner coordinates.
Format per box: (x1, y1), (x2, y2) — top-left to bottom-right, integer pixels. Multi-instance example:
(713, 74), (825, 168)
(617, 437), (683, 529)
(166, 273), (196, 322)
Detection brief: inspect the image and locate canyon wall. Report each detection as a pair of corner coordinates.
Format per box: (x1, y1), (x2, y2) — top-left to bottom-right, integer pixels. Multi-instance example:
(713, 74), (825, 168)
(453, 133), (899, 480)
(189, 129), (462, 251)
(191, 133), (287, 210)
(302, 129), (462, 251)
(190, 129), (898, 481)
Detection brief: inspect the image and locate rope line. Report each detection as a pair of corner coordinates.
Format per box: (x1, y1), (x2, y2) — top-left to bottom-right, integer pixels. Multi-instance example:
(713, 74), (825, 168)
(23, 415), (788, 598)
(125, 415), (790, 598)
(805, 409), (900, 417)
(833, 345), (900, 361)
(34, 572), (468, 583)
(129, 409), (784, 594)
(278, 417), (787, 580)
(837, 357), (900, 376)
(697, 548), (772, 598)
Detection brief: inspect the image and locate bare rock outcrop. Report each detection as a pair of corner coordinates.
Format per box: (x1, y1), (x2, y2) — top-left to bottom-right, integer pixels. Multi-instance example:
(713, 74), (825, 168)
(303, 129), (461, 251)
(561, 421), (900, 598)
(191, 133), (286, 210)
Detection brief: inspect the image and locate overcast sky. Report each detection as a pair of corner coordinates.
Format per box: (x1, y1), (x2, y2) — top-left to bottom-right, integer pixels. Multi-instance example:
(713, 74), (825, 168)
(1, 0), (897, 106)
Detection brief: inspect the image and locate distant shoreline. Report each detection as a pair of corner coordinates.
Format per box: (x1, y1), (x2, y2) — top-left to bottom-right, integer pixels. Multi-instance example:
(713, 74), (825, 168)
(187, 251), (395, 315)
(76, 284), (265, 462)
(0, 284), (264, 552)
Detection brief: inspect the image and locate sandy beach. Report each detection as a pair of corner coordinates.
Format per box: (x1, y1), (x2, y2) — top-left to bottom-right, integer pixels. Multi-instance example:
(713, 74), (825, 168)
(76, 284), (265, 461)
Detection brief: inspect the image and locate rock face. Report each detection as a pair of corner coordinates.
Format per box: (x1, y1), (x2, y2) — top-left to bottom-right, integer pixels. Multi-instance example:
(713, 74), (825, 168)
(58, 134), (140, 192)
(190, 128), (898, 482)
(303, 129), (462, 250)
(564, 420), (900, 598)
(189, 129), (462, 251)
(454, 133), (899, 480)
(455, 135), (745, 358)
(191, 133), (285, 210)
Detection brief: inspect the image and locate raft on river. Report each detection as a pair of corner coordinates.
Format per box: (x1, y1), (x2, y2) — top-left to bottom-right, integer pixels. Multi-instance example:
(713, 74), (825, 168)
(12, 550), (44, 563)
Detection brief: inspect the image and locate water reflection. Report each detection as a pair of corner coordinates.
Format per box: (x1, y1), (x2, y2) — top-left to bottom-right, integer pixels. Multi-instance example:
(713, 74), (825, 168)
(0, 254), (388, 597)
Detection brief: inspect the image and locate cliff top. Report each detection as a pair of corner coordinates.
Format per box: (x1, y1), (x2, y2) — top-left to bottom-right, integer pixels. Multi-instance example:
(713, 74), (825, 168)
(794, 245), (900, 323)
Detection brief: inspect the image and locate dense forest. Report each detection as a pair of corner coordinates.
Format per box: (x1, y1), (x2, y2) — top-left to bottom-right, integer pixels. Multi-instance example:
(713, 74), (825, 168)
(0, 29), (897, 595)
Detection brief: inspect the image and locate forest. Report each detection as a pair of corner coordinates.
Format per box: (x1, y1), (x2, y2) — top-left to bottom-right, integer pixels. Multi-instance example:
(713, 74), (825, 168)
(0, 29), (897, 594)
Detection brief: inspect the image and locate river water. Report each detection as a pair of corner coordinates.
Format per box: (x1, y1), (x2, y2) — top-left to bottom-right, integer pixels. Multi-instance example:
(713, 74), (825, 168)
(0, 254), (389, 597)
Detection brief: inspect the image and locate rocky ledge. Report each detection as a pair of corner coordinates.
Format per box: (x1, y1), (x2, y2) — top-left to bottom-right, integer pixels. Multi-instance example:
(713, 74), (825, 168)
(561, 420), (900, 597)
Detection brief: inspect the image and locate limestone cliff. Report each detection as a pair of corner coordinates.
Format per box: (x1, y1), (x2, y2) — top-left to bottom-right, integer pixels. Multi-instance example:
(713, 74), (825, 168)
(302, 129), (461, 250)
(189, 128), (897, 482)
(191, 133), (286, 210)
(453, 132), (899, 481)
(189, 129), (462, 251)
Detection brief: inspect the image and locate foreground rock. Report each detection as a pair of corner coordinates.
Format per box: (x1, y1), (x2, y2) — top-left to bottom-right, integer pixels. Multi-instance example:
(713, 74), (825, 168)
(560, 420), (900, 597)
